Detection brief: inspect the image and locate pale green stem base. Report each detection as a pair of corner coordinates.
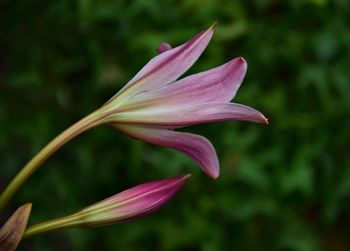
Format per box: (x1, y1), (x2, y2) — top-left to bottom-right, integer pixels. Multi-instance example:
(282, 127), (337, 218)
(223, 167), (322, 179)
(23, 214), (82, 238)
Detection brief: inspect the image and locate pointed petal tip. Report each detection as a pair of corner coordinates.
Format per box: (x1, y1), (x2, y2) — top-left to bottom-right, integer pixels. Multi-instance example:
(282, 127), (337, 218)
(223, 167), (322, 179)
(239, 57), (246, 63)
(203, 23), (216, 37)
(210, 22), (218, 30)
(15, 203), (32, 216)
(22, 202), (32, 211)
(264, 117), (269, 125)
(206, 168), (219, 180)
(246, 108), (268, 125)
(237, 57), (247, 71)
(210, 173), (219, 180)
(259, 114), (269, 125)
(182, 173), (192, 180)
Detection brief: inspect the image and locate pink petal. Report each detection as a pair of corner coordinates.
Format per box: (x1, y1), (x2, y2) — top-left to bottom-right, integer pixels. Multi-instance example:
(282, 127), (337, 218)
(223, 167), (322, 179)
(114, 125), (220, 179)
(125, 57), (247, 107)
(107, 102), (268, 128)
(105, 25), (215, 106)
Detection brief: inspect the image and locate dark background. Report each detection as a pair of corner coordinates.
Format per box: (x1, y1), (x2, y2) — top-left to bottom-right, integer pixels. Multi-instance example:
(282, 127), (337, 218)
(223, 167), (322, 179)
(1, 0), (350, 250)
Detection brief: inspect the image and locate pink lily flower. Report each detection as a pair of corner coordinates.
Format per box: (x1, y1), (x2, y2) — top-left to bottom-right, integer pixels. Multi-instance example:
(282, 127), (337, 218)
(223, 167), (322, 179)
(98, 24), (268, 179)
(0, 24), (267, 211)
(24, 175), (190, 237)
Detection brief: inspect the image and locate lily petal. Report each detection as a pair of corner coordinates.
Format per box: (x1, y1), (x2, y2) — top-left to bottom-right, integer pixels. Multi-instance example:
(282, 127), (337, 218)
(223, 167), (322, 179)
(125, 57), (247, 108)
(104, 25), (215, 107)
(115, 125), (219, 179)
(107, 103), (268, 128)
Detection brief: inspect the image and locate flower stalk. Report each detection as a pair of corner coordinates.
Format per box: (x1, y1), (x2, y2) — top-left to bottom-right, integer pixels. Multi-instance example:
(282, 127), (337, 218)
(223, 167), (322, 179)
(0, 111), (106, 211)
(23, 214), (80, 238)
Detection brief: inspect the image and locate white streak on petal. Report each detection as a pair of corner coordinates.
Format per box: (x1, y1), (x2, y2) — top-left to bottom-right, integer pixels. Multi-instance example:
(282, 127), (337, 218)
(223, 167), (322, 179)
(107, 103), (268, 128)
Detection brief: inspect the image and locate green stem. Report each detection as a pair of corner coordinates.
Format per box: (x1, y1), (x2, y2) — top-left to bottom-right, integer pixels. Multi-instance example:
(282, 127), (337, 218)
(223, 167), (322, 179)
(0, 111), (105, 211)
(23, 214), (82, 238)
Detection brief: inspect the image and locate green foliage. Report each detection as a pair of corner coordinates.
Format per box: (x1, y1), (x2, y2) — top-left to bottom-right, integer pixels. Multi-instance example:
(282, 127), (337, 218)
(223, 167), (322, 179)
(1, 0), (350, 250)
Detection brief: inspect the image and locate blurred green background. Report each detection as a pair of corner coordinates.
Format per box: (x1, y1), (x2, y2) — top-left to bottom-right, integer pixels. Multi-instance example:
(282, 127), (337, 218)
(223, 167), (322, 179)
(1, 0), (350, 250)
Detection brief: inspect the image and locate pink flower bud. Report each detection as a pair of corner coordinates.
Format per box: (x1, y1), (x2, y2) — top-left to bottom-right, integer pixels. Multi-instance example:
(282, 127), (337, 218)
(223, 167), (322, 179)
(77, 174), (190, 226)
(24, 175), (190, 237)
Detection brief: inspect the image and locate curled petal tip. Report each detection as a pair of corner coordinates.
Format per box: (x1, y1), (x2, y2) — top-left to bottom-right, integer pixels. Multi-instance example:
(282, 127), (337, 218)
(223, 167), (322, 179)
(254, 113), (268, 125)
(210, 170), (219, 180)
(199, 165), (219, 180)
(259, 114), (269, 125)
(157, 43), (172, 54)
(202, 160), (219, 180)
(241, 107), (268, 125)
